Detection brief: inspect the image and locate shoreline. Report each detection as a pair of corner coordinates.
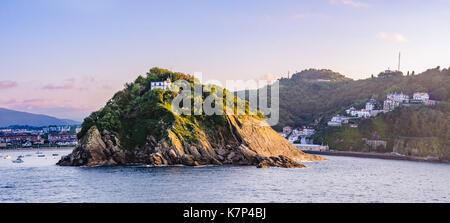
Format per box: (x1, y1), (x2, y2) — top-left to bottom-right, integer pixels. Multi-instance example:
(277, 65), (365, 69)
(0, 147), (74, 153)
(302, 150), (449, 164)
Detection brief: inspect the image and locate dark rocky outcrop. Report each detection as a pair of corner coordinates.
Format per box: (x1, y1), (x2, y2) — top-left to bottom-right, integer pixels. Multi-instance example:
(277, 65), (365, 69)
(58, 115), (325, 168)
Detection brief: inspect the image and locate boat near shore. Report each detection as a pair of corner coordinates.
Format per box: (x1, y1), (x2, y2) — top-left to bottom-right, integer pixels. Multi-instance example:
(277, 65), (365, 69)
(12, 157), (24, 163)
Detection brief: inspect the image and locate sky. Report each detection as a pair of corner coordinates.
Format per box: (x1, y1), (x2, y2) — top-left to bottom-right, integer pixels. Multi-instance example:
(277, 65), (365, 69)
(1, 0), (450, 121)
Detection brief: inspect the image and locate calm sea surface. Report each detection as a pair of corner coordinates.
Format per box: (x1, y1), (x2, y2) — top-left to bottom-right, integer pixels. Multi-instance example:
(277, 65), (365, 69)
(1, 149), (449, 203)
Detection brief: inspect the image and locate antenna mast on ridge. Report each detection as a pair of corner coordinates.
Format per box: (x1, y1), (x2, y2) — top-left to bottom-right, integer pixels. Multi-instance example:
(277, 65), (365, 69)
(398, 52), (401, 71)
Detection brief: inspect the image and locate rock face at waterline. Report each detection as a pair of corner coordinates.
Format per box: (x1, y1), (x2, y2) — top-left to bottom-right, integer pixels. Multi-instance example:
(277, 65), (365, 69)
(57, 68), (325, 168)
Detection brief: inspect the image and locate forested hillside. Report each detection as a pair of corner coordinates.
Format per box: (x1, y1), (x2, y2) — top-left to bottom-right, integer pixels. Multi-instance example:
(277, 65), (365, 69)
(260, 67), (450, 160)
(273, 67), (450, 130)
(0, 108), (79, 127)
(313, 104), (450, 160)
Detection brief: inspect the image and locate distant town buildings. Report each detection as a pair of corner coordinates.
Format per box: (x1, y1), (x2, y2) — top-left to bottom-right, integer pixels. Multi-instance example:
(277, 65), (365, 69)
(383, 99), (400, 111)
(384, 92), (410, 111)
(282, 126), (293, 135)
(0, 133), (43, 146)
(328, 116), (350, 127)
(279, 126), (316, 144)
(345, 99), (382, 120)
(48, 133), (77, 144)
(331, 91), (438, 127)
(0, 125), (80, 148)
(378, 70), (403, 79)
(413, 92), (429, 101)
(383, 92), (437, 111)
(365, 99), (376, 111)
(387, 92), (410, 103)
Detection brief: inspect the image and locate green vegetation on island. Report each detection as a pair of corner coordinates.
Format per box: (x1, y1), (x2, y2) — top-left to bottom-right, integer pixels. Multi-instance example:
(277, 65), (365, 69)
(78, 67), (253, 150)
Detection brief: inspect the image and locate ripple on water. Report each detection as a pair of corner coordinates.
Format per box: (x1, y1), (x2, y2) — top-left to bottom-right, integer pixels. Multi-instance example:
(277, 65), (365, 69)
(0, 151), (450, 202)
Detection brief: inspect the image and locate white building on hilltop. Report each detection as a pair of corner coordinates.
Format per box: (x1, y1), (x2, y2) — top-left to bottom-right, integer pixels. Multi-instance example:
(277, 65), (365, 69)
(151, 78), (172, 90)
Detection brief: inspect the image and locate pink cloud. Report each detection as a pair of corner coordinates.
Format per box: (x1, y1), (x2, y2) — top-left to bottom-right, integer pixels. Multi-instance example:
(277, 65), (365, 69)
(42, 83), (74, 90)
(376, 32), (408, 43)
(41, 75), (115, 91)
(0, 98), (94, 112)
(0, 81), (17, 89)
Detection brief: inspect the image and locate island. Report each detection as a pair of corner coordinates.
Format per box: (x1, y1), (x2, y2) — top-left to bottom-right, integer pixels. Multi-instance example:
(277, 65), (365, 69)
(57, 68), (325, 168)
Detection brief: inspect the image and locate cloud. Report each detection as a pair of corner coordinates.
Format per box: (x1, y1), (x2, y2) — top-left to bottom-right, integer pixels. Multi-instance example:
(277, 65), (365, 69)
(41, 75), (117, 92)
(261, 73), (279, 82)
(330, 0), (370, 8)
(0, 98), (92, 121)
(42, 83), (74, 90)
(0, 98), (93, 112)
(0, 81), (17, 89)
(291, 13), (307, 20)
(376, 32), (408, 43)
(42, 77), (78, 90)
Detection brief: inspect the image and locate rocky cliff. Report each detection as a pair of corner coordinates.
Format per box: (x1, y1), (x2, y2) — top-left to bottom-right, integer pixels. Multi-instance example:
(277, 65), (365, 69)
(393, 137), (450, 162)
(58, 115), (325, 168)
(58, 68), (325, 168)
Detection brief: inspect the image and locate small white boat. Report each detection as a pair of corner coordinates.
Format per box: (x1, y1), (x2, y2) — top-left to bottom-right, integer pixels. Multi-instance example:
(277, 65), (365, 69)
(12, 157), (24, 163)
(37, 154), (45, 157)
(5, 155), (12, 159)
(52, 154), (59, 156)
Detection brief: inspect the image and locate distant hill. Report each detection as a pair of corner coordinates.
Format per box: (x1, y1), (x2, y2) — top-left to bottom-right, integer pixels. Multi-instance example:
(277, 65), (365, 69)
(260, 67), (449, 129)
(288, 69), (352, 82)
(241, 66), (450, 160)
(0, 108), (80, 127)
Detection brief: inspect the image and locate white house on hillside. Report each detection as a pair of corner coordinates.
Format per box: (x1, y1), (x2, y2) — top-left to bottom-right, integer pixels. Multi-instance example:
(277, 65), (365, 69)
(346, 107), (356, 116)
(328, 116), (349, 127)
(356, 109), (371, 118)
(387, 92), (410, 103)
(151, 78), (172, 90)
(383, 99), (400, 111)
(413, 92), (430, 102)
(365, 99), (376, 111)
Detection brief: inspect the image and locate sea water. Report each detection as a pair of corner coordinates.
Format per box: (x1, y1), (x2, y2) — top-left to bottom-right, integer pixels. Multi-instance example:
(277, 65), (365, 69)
(0, 149), (449, 203)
